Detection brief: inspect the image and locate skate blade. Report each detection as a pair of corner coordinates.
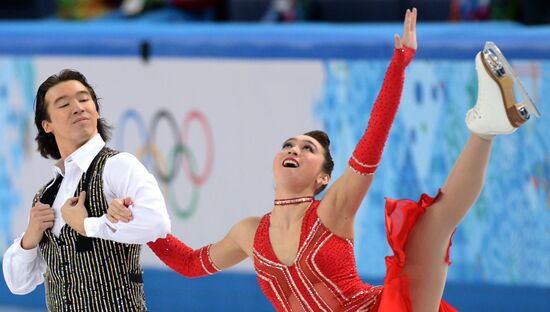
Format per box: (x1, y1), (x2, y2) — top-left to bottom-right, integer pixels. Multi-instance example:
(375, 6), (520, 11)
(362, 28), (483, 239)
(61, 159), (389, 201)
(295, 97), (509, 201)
(483, 42), (541, 118)
(479, 50), (527, 127)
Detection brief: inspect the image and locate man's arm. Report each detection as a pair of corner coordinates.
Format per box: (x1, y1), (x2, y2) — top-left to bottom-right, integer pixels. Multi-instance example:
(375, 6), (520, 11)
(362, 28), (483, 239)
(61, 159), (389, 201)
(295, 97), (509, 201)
(80, 152), (170, 244)
(3, 197), (54, 294)
(2, 235), (47, 294)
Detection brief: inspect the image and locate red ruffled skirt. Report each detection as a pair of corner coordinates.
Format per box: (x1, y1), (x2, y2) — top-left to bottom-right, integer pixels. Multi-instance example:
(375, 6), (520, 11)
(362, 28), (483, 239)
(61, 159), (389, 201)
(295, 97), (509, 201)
(376, 190), (457, 312)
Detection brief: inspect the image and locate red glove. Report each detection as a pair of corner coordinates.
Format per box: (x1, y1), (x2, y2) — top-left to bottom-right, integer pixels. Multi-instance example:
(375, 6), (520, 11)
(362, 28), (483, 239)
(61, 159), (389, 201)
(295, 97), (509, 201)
(349, 46), (415, 175)
(148, 234), (220, 277)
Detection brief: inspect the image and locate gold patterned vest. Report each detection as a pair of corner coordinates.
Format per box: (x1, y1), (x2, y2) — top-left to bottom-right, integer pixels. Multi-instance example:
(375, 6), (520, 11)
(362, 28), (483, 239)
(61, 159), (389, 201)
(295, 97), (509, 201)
(33, 147), (146, 311)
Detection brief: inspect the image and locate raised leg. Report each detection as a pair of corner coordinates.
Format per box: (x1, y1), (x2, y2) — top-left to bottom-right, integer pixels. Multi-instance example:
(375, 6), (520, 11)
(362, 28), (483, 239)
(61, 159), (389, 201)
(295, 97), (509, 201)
(402, 134), (492, 311)
(400, 42), (540, 311)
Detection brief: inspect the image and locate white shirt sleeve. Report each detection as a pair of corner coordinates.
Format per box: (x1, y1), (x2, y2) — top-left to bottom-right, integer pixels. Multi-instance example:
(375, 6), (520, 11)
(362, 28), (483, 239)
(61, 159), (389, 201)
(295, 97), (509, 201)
(2, 234), (47, 295)
(83, 152), (171, 244)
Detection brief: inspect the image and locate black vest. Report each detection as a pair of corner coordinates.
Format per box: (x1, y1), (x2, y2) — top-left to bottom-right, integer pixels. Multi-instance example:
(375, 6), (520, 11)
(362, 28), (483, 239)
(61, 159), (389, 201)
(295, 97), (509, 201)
(33, 147), (146, 311)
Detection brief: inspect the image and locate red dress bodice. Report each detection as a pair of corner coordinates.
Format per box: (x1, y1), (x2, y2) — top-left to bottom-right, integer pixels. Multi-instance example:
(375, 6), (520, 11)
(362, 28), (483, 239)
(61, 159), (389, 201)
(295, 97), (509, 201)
(253, 200), (383, 311)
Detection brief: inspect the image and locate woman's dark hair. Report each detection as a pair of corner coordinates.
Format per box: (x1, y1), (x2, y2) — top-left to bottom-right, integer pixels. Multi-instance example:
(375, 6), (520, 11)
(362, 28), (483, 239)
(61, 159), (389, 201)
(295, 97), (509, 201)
(303, 130), (334, 195)
(34, 69), (112, 160)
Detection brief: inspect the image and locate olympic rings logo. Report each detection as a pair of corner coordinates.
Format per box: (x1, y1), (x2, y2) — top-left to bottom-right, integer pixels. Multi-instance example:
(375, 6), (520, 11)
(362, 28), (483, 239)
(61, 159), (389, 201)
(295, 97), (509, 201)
(115, 108), (214, 220)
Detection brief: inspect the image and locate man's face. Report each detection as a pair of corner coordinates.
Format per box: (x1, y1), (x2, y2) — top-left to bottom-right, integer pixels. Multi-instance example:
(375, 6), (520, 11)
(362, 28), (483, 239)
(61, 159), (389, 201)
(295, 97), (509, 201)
(42, 80), (99, 153)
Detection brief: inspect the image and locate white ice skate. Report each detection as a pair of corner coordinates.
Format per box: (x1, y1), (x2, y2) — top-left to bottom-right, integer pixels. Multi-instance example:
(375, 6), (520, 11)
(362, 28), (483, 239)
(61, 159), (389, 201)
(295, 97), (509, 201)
(466, 42), (540, 139)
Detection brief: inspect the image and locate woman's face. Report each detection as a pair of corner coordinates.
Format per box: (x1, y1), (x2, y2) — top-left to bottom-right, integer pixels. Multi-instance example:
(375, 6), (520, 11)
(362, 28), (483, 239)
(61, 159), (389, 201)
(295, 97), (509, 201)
(272, 134), (328, 193)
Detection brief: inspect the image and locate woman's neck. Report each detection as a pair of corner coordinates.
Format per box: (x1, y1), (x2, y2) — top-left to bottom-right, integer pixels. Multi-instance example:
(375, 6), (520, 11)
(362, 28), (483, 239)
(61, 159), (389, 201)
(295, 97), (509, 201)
(270, 202), (311, 229)
(274, 186), (314, 201)
(271, 187), (316, 227)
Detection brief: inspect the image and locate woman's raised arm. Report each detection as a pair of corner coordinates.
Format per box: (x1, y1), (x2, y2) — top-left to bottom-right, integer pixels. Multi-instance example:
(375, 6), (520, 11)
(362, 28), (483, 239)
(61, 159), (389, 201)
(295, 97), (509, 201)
(318, 8), (417, 237)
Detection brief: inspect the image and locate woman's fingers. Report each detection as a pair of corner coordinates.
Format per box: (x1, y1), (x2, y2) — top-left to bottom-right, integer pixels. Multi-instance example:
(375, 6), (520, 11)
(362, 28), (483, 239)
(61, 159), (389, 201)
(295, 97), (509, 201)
(403, 9), (411, 39)
(394, 33), (402, 49)
(107, 212), (119, 223)
(108, 199), (133, 222)
(396, 8), (418, 50)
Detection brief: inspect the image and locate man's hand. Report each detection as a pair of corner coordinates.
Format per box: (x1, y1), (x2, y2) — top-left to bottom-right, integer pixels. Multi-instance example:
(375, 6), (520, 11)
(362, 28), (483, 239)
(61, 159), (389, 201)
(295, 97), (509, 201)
(21, 202), (55, 249)
(61, 191), (88, 236)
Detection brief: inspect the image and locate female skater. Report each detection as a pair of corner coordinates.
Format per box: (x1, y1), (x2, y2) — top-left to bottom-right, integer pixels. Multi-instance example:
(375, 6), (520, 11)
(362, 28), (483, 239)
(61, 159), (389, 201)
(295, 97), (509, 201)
(106, 8), (537, 311)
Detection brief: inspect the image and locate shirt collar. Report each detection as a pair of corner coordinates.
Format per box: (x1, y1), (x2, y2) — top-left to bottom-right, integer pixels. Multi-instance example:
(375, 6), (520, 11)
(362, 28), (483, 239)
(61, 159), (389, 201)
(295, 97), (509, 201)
(53, 134), (105, 175)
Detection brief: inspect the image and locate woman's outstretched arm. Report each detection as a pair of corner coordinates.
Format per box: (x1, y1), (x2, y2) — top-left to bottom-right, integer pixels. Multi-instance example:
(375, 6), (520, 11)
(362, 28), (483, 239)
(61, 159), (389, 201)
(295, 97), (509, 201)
(107, 198), (259, 277)
(318, 8), (417, 237)
(147, 217), (259, 277)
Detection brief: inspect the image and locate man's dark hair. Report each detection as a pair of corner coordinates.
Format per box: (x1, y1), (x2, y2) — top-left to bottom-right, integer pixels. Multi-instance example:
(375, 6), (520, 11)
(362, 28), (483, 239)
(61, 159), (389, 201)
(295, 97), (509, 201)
(34, 69), (112, 160)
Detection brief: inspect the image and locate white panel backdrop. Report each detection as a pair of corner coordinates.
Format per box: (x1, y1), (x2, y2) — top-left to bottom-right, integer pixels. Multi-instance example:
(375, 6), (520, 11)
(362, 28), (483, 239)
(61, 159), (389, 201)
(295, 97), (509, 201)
(12, 57), (324, 270)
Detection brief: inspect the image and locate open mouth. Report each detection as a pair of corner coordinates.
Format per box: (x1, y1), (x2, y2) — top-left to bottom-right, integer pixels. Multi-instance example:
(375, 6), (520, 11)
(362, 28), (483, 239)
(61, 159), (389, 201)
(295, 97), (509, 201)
(282, 158), (299, 168)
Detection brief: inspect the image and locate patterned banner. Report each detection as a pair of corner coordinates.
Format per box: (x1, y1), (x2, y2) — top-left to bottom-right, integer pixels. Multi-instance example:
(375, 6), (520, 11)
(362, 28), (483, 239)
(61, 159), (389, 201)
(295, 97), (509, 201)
(316, 59), (549, 286)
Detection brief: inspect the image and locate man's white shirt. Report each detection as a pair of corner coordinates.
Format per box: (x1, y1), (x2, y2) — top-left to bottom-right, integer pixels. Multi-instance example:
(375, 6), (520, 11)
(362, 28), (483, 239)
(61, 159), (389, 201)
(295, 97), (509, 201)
(2, 134), (171, 294)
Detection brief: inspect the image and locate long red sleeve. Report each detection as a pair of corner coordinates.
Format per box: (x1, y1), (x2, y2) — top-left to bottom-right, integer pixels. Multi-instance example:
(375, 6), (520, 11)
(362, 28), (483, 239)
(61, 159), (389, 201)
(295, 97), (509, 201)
(148, 234), (220, 278)
(349, 46), (415, 175)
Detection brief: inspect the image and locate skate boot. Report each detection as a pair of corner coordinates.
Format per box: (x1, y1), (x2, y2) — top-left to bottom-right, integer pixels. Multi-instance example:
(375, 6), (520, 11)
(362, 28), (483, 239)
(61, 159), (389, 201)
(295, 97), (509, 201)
(466, 42), (540, 139)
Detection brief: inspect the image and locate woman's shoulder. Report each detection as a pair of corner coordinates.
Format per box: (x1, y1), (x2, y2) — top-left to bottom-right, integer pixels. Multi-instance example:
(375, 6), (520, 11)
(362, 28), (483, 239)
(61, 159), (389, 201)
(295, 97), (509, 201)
(239, 216), (263, 227)
(231, 216), (263, 236)
(228, 216), (264, 253)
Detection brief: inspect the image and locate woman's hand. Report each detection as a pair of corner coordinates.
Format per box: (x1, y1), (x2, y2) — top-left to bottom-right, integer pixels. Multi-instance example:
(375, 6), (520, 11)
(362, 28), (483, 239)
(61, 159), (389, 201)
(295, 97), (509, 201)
(107, 197), (134, 223)
(395, 8), (417, 50)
